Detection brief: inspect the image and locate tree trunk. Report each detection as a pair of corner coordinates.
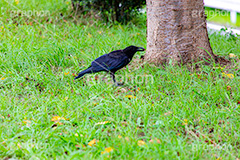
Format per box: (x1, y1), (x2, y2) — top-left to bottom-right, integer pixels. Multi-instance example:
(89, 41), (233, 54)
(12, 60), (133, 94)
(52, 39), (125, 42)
(145, 0), (219, 65)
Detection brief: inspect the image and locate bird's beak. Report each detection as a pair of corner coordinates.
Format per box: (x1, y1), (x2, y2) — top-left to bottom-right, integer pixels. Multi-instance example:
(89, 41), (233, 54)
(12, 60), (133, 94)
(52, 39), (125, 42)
(137, 47), (145, 51)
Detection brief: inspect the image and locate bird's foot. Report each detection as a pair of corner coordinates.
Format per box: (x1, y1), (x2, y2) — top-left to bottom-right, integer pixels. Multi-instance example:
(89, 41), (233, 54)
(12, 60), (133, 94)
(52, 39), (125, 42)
(114, 82), (124, 86)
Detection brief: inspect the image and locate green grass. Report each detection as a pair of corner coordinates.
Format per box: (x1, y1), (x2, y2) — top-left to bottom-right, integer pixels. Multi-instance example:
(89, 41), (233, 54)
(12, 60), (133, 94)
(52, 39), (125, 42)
(205, 7), (240, 27)
(0, 1), (240, 159)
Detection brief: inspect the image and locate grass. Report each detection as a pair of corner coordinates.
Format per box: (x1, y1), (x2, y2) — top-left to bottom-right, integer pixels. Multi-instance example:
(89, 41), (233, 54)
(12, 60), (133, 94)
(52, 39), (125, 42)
(0, 0), (240, 159)
(205, 7), (240, 28)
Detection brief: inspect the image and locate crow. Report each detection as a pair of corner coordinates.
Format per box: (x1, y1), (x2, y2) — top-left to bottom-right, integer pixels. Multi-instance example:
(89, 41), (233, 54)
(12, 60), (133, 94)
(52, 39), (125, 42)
(74, 45), (145, 85)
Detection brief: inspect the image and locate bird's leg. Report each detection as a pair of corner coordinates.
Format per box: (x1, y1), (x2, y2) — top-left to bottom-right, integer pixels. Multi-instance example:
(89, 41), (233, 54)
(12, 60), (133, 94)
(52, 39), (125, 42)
(110, 72), (124, 86)
(110, 72), (116, 83)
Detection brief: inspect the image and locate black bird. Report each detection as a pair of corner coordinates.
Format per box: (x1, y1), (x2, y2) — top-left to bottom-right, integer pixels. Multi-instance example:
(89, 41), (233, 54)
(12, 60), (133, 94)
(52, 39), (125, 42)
(74, 45), (145, 84)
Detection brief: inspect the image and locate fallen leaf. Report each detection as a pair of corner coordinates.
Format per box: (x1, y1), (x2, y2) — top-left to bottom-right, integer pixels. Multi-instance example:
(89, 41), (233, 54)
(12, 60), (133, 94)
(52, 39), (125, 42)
(227, 86), (231, 91)
(2, 140), (6, 144)
(164, 111), (172, 116)
(95, 121), (111, 125)
(125, 95), (136, 99)
(229, 53), (236, 58)
(138, 140), (146, 146)
(120, 88), (127, 92)
(93, 102), (99, 106)
(75, 144), (81, 148)
(17, 143), (21, 148)
(213, 67), (223, 70)
(149, 138), (161, 143)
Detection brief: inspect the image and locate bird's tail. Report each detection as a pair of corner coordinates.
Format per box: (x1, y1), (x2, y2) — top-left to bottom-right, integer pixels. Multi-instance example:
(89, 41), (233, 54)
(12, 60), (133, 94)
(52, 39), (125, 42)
(74, 67), (92, 80)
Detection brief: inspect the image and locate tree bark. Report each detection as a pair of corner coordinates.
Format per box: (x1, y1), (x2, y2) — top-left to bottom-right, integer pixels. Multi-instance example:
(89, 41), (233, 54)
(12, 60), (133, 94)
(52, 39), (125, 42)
(145, 0), (218, 65)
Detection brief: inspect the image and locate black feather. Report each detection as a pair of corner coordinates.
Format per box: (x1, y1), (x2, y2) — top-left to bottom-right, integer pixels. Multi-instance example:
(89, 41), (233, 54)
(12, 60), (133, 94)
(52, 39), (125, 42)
(74, 45), (145, 84)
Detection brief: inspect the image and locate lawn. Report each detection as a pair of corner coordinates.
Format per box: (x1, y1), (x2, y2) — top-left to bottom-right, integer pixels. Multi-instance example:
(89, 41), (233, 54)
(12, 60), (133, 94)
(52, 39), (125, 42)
(0, 0), (240, 159)
(205, 7), (240, 28)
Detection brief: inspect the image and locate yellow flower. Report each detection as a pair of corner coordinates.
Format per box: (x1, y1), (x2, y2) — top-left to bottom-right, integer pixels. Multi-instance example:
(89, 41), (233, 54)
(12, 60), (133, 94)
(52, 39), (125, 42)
(64, 72), (69, 75)
(88, 139), (96, 146)
(138, 140), (146, 146)
(125, 95), (136, 99)
(88, 33), (92, 38)
(23, 120), (31, 124)
(23, 120), (31, 127)
(118, 135), (122, 138)
(15, 0), (19, 5)
(117, 42), (120, 45)
(182, 119), (188, 125)
(64, 97), (68, 101)
(98, 31), (102, 34)
(1, 77), (5, 80)
(226, 74), (234, 79)
(93, 103), (98, 106)
(51, 116), (66, 122)
(222, 72), (234, 79)
(101, 147), (113, 154)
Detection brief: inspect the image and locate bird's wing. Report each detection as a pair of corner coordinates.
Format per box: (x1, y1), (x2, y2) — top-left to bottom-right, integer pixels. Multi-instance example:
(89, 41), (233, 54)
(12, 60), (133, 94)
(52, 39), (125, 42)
(91, 51), (129, 72)
(108, 50), (124, 58)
